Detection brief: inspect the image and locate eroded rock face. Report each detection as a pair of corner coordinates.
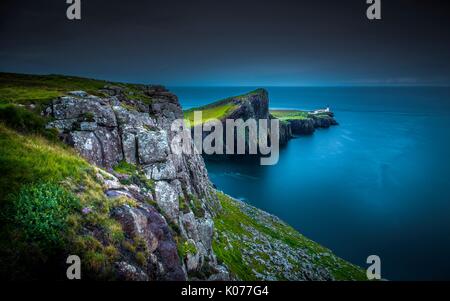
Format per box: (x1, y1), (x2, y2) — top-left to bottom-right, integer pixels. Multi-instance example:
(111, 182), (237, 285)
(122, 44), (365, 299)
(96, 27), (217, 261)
(45, 87), (224, 281)
(289, 119), (315, 135)
(112, 204), (186, 281)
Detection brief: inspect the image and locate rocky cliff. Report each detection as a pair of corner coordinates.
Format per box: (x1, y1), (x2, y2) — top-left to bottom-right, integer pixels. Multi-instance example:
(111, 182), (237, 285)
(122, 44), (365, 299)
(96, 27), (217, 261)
(43, 87), (227, 280)
(285, 112), (338, 135)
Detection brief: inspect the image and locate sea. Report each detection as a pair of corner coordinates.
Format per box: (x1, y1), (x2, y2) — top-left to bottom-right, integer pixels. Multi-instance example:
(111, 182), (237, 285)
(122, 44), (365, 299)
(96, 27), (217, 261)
(171, 86), (450, 280)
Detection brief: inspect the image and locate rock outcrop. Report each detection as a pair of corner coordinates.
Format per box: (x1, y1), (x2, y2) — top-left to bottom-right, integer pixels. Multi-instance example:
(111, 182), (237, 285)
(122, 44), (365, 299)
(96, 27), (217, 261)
(45, 87), (228, 280)
(286, 113), (338, 136)
(189, 89), (338, 152)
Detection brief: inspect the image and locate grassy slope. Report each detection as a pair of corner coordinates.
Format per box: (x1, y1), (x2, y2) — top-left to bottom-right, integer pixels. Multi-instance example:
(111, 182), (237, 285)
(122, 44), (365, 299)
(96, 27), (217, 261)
(183, 89), (266, 127)
(0, 124), (149, 279)
(270, 109), (310, 121)
(0, 72), (152, 106)
(213, 192), (367, 281)
(184, 103), (238, 127)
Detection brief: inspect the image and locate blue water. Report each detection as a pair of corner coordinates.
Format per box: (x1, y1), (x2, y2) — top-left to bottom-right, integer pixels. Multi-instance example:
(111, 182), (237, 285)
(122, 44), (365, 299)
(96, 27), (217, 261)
(171, 86), (450, 280)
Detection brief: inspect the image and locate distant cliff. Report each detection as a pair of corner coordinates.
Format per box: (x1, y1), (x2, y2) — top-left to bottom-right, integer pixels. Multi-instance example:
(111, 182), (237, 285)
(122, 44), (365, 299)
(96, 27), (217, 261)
(184, 89), (338, 150)
(271, 109), (338, 136)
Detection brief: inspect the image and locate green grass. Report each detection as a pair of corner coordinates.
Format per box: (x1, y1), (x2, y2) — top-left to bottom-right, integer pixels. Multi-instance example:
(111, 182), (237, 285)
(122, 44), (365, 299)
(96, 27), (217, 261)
(0, 124), (134, 279)
(270, 110), (310, 121)
(113, 160), (137, 175)
(213, 191), (367, 281)
(184, 103), (238, 127)
(183, 89), (267, 127)
(0, 103), (59, 139)
(0, 124), (90, 201)
(8, 183), (80, 249)
(0, 72), (153, 106)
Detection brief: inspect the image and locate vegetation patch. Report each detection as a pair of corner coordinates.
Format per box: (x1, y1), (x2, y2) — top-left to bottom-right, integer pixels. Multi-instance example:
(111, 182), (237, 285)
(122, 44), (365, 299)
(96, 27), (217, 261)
(212, 191), (367, 281)
(270, 110), (310, 121)
(0, 72), (153, 106)
(0, 104), (58, 140)
(0, 124), (130, 280)
(188, 194), (206, 219)
(113, 160), (137, 175)
(8, 183), (80, 249)
(184, 103), (237, 127)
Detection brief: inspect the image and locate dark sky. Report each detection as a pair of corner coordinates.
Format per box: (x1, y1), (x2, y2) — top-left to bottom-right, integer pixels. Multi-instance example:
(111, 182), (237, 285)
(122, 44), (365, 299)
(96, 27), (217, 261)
(1, 0), (450, 86)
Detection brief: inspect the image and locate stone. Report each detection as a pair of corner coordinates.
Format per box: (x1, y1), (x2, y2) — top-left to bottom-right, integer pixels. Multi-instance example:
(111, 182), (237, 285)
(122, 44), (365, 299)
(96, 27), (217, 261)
(68, 131), (104, 167)
(115, 261), (149, 281)
(68, 90), (88, 97)
(154, 181), (180, 221)
(111, 204), (186, 281)
(143, 158), (177, 181)
(137, 130), (170, 164)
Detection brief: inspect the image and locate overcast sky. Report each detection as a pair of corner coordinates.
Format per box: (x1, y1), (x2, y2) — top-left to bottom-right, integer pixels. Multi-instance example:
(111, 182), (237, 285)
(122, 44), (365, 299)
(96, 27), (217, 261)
(1, 0), (449, 86)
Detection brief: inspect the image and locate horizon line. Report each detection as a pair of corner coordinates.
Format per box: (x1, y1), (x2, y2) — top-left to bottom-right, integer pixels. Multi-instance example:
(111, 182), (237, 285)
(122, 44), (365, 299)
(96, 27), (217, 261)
(1, 70), (449, 88)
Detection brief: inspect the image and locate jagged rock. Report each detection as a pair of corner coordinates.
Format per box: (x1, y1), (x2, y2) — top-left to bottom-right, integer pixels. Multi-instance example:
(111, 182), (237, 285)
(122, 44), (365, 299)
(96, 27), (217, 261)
(68, 128), (122, 168)
(289, 118), (316, 135)
(180, 212), (200, 241)
(105, 189), (134, 199)
(137, 130), (170, 164)
(197, 219), (214, 251)
(68, 131), (104, 167)
(312, 114), (338, 128)
(207, 265), (231, 281)
(52, 95), (117, 127)
(68, 90), (88, 98)
(46, 118), (78, 132)
(113, 105), (156, 128)
(79, 121), (98, 131)
(143, 158), (177, 181)
(112, 204), (186, 281)
(154, 181), (181, 221)
(93, 127), (123, 167)
(115, 261), (149, 281)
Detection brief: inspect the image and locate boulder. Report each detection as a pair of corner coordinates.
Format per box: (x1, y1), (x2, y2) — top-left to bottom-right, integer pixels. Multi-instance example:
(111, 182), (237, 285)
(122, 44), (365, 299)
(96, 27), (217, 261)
(154, 181), (181, 221)
(137, 130), (170, 164)
(112, 204), (186, 281)
(143, 158), (177, 181)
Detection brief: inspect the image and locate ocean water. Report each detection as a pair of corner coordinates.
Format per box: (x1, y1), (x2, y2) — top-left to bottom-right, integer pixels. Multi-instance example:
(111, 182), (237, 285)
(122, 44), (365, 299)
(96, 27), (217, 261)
(171, 86), (450, 280)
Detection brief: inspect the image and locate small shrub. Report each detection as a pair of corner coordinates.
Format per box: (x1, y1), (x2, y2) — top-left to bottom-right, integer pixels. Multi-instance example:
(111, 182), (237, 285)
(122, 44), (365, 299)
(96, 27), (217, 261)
(177, 239), (197, 259)
(82, 112), (95, 122)
(9, 183), (80, 249)
(135, 251), (147, 267)
(179, 196), (190, 214)
(188, 194), (205, 219)
(113, 160), (137, 175)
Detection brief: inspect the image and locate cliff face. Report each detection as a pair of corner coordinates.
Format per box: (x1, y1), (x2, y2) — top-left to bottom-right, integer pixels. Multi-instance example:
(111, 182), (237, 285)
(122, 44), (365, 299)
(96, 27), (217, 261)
(224, 89), (292, 146)
(44, 87), (227, 280)
(287, 113), (338, 135)
(187, 89), (338, 151)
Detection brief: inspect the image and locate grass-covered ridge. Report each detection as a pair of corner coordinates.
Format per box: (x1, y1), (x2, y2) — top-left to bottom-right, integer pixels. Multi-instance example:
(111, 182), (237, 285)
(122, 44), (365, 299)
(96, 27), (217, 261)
(213, 191), (367, 281)
(183, 89), (266, 127)
(0, 72), (153, 106)
(184, 103), (238, 127)
(270, 109), (310, 121)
